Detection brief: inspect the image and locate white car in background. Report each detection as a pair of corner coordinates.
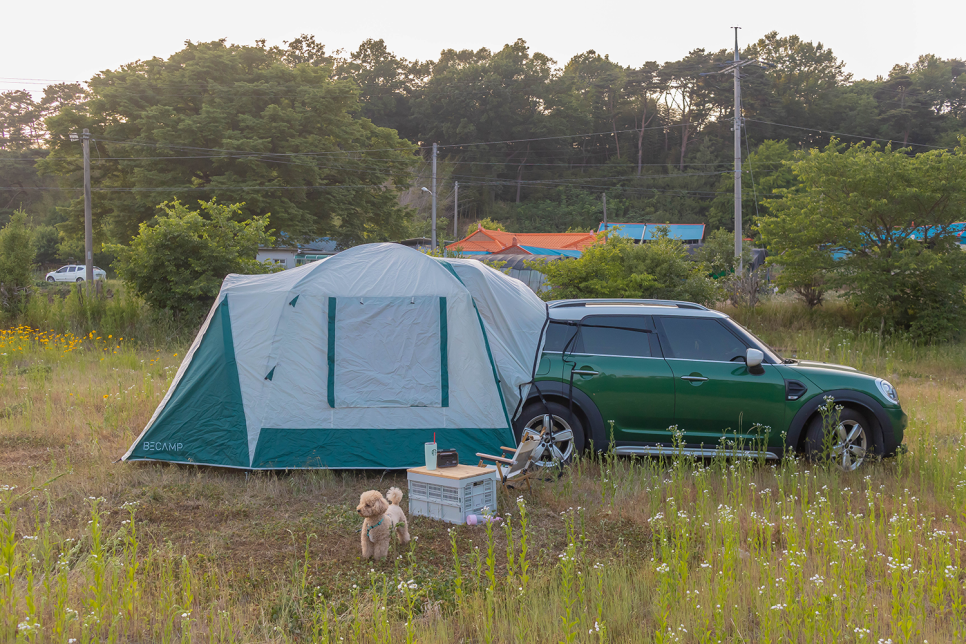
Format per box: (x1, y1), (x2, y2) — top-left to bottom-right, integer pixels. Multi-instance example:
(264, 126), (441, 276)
(45, 265), (107, 282)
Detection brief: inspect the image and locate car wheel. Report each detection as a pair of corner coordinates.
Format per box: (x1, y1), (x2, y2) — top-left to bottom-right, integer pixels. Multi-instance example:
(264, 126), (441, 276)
(513, 401), (586, 467)
(75, 277), (84, 282)
(46, 276), (54, 282)
(804, 408), (878, 471)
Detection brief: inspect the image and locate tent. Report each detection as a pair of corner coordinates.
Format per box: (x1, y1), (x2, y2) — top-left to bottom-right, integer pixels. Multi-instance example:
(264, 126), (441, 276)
(122, 243), (549, 469)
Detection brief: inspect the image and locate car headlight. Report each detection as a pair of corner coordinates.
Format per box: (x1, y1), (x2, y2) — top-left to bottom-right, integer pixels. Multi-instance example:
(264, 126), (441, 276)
(876, 378), (899, 405)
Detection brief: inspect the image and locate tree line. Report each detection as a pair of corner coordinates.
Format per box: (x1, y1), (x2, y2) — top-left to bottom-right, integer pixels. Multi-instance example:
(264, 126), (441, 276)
(2, 32), (964, 247)
(1, 32), (966, 339)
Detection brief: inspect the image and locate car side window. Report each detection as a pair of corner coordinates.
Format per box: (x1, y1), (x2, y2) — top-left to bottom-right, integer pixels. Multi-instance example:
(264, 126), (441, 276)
(67, 267), (76, 272)
(578, 315), (651, 358)
(56, 267), (67, 273)
(656, 317), (748, 362)
(543, 320), (578, 352)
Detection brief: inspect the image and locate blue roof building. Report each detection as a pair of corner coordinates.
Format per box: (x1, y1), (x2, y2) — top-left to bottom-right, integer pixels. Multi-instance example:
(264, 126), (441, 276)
(598, 222), (706, 244)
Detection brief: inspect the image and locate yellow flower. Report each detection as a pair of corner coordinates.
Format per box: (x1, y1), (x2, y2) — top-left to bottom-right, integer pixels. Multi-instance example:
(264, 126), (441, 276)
(174, 353), (178, 357)
(103, 394), (108, 399)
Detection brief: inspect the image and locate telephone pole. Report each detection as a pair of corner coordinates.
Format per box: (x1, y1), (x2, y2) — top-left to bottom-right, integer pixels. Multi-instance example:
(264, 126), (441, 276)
(602, 193), (607, 230)
(69, 129), (94, 286)
(431, 142), (438, 251)
(712, 27), (768, 274)
(453, 181), (459, 240)
(732, 29), (742, 272)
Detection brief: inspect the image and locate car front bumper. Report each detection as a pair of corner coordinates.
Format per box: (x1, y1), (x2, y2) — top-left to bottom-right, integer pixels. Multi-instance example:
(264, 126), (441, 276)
(883, 406), (908, 456)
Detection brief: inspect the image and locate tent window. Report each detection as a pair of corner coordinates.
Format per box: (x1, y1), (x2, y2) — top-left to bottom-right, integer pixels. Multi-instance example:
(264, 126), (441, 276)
(327, 296), (448, 408)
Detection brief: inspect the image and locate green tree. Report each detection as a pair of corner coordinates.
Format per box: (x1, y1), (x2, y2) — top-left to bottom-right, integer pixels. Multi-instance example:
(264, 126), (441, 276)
(742, 32), (850, 136)
(490, 187), (606, 233)
(0, 209), (36, 307)
(109, 199), (276, 319)
(40, 40), (416, 249)
(709, 139), (799, 233)
(337, 38), (427, 142)
(658, 49), (727, 170)
(693, 227), (751, 277)
(758, 138), (966, 338)
(469, 217), (507, 232)
(532, 232), (716, 304)
(31, 225), (61, 266)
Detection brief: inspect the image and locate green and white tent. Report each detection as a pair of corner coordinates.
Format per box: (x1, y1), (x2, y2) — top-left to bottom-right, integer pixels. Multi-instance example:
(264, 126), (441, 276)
(122, 243), (549, 469)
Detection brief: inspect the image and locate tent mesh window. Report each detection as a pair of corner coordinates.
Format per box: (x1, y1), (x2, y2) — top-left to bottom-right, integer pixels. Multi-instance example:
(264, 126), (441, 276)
(330, 296), (447, 408)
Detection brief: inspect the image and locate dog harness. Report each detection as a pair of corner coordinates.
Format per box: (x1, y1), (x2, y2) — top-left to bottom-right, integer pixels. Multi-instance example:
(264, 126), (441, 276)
(366, 518), (383, 542)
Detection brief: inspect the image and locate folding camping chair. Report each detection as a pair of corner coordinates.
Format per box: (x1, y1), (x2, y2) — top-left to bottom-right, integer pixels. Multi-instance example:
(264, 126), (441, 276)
(476, 437), (541, 492)
(476, 421), (555, 492)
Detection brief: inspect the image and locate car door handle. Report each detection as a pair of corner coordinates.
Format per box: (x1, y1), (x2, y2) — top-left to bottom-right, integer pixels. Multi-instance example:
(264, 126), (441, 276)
(680, 376), (708, 382)
(572, 370), (599, 376)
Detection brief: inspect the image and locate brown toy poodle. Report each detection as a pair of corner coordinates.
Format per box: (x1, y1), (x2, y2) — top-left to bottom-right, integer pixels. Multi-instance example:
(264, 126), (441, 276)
(357, 487), (411, 559)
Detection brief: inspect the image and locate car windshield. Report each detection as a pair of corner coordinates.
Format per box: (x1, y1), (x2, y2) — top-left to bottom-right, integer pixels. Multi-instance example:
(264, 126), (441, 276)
(726, 319), (785, 363)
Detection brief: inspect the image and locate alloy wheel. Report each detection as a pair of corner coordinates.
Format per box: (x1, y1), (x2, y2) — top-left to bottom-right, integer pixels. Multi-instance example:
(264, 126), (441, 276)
(832, 419), (868, 471)
(522, 414), (575, 468)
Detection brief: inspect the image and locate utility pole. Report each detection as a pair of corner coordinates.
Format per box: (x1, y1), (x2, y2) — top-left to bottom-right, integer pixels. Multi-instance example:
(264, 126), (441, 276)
(82, 129), (93, 286)
(602, 193), (607, 231)
(732, 29), (742, 273)
(69, 129), (95, 286)
(431, 142), (438, 251)
(453, 181), (459, 240)
(711, 27), (768, 274)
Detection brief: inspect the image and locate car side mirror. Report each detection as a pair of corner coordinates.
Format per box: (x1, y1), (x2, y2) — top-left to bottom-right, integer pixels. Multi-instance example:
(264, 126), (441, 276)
(746, 348), (763, 369)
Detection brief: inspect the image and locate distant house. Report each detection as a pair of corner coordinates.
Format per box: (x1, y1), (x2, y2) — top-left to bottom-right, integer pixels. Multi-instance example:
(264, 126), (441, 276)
(446, 225), (597, 257)
(256, 238), (338, 269)
(256, 247), (298, 269)
(598, 222), (706, 245)
(294, 239), (339, 266)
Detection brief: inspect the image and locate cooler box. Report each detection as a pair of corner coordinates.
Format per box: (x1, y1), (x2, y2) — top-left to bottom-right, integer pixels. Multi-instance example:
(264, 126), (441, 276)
(406, 464), (498, 524)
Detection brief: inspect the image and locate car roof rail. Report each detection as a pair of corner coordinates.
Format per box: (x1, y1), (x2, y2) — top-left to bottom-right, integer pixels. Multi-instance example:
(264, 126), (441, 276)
(548, 299), (709, 311)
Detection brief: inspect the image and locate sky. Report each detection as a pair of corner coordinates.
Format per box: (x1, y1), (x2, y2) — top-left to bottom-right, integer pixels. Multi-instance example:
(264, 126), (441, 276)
(1, 0), (962, 95)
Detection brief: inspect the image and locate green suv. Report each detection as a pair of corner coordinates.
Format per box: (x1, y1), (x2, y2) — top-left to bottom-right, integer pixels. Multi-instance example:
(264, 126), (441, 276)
(514, 299), (906, 470)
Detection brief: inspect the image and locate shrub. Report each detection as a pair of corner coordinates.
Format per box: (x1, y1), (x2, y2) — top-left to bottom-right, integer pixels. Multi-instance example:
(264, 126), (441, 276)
(531, 230), (717, 305)
(0, 209), (36, 313)
(109, 199), (277, 321)
(31, 224), (61, 266)
(759, 138), (966, 339)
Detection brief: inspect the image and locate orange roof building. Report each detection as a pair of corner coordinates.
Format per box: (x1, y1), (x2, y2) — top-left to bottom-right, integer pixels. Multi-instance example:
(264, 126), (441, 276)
(446, 225), (598, 257)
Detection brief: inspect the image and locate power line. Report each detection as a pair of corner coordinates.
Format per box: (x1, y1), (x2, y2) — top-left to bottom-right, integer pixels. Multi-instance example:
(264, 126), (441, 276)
(93, 137), (418, 156)
(745, 118), (954, 150)
(0, 184), (399, 192)
(435, 122), (679, 149)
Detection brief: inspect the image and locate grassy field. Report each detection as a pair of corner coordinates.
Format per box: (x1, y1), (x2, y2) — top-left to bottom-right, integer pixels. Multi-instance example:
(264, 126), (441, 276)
(2, 304), (966, 643)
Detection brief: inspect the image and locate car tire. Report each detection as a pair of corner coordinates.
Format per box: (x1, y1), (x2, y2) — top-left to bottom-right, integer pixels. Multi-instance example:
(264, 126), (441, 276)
(46, 276), (54, 282)
(803, 407), (882, 471)
(513, 400), (586, 467)
(75, 277), (84, 282)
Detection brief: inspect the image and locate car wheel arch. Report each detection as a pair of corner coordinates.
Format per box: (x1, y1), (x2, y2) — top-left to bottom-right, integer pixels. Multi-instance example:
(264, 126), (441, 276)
(786, 389), (891, 457)
(523, 381), (606, 453)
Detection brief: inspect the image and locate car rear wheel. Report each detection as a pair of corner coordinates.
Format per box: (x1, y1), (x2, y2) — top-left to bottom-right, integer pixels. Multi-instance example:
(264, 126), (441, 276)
(75, 277), (84, 282)
(804, 408), (876, 471)
(514, 401), (586, 468)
